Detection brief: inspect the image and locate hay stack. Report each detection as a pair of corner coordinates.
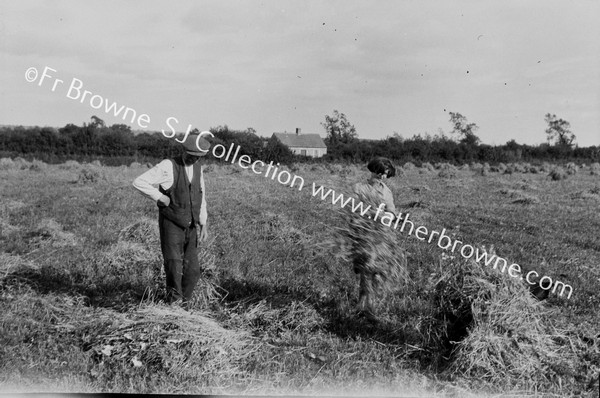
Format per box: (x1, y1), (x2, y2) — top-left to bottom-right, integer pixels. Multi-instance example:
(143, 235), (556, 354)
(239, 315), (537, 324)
(0, 157), (16, 170)
(13, 157), (30, 170)
(403, 162), (416, 171)
(100, 240), (158, 280)
(78, 165), (106, 184)
(549, 168), (568, 181)
(58, 160), (81, 170)
(87, 304), (256, 383)
(470, 162), (483, 171)
(438, 168), (457, 179)
(27, 159), (46, 171)
(480, 163), (491, 176)
(565, 162), (578, 175)
(118, 217), (160, 247)
(426, 249), (577, 391)
(437, 164), (457, 179)
(421, 162), (435, 172)
(540, 162), (552, 173)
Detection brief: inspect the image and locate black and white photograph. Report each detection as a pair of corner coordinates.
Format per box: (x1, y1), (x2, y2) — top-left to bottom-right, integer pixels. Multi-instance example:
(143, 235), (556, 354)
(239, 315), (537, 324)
(1, 1), (599, 396)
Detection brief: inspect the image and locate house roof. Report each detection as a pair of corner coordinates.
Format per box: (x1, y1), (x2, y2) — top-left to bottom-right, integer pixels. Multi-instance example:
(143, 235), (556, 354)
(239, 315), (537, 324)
(272, 132), (327, 148)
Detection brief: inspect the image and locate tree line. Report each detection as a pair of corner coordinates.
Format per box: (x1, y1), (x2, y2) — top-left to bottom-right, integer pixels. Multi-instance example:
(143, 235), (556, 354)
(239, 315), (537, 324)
(0, 120), (295, 166)
(319, 110), (598, 164)
(0, 113), (597, 166)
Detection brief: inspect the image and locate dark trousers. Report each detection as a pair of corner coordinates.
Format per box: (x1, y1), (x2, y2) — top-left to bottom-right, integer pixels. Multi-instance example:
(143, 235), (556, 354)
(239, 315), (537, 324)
(158, 213), (201, 304)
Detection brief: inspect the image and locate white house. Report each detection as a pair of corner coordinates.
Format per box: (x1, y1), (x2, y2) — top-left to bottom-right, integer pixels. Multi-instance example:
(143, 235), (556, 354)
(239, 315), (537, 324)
(272, 128), (327, 158)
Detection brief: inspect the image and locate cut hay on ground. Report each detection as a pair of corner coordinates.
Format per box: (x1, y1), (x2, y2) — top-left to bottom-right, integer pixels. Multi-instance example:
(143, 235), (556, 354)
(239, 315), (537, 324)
(259, 211), (308, 244)
(30, 218), (78, 247)
(499, 189), (541, 205)
(0, 200), (26, 238)
(0, 253), (40, 281)
(236, 299), (324, 335)
(511, 194), (541, 205)
(570, 186), (600, 202)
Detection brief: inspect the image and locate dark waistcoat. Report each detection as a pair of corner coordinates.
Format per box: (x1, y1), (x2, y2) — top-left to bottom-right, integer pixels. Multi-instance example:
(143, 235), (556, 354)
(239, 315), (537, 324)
(158, 157), (203, 228)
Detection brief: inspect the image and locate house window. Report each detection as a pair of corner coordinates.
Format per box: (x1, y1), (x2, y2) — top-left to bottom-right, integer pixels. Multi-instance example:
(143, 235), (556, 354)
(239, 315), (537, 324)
(301, 149), (307, 156)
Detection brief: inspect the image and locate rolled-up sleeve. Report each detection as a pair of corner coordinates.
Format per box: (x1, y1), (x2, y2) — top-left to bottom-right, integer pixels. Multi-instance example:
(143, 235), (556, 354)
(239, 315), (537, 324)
(199, 166), (207, 225)
(132, 159), (172, 202)
(381, 185), (397, 215)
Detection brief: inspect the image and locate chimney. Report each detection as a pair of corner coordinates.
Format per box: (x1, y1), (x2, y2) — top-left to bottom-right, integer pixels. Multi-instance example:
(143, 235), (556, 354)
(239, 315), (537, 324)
(296, 127), (301, 135)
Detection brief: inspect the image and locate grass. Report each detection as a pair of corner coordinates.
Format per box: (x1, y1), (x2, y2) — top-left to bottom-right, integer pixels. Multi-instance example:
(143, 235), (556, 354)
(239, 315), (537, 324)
(0, 159), (599, 396)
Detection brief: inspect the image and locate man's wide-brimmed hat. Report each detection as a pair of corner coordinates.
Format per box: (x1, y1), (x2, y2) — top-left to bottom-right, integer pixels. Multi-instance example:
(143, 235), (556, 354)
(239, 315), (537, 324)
(182, 131), (211, 156)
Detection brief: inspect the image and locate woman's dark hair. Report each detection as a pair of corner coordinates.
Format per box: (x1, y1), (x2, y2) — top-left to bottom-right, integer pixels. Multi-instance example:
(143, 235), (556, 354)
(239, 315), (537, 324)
(367, 157), (396, 177)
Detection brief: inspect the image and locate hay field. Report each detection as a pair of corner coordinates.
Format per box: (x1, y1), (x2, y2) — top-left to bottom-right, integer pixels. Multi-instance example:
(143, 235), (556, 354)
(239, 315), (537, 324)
(1, 159), (599, 396)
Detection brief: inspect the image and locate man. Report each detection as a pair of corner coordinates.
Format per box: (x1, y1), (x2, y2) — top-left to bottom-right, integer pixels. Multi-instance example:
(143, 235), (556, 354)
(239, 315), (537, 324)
(132, 131), (210, 308)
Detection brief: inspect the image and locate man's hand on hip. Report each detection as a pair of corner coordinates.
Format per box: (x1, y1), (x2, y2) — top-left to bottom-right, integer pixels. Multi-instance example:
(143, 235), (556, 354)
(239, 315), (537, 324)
(158, 194), (170, 207)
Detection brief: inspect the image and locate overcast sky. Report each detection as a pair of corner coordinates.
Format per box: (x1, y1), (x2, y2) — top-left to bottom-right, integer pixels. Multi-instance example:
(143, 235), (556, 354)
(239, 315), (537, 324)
(1, 0), (598, 146)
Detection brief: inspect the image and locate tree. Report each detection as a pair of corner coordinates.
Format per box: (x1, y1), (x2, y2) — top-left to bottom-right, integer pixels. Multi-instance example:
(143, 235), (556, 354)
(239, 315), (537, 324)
(321, 110), (358, 145)
(263, 135), (295, 164)
(448, 112), (480, 146)
(544, 113), (575, 147)
(90, 115), (105, 128)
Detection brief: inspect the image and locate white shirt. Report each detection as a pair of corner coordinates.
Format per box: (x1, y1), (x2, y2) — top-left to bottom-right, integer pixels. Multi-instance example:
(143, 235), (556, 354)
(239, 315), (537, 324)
(132, 159), (207, 225)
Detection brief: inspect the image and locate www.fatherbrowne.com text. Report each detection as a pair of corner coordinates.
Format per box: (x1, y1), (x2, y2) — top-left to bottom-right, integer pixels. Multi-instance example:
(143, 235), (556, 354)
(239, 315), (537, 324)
(27, 65), (572, 299)
(310, 183), (573, 299)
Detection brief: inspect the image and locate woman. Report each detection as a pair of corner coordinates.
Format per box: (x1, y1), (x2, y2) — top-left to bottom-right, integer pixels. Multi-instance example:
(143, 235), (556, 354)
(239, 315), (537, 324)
(348, 157), (408, 320)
